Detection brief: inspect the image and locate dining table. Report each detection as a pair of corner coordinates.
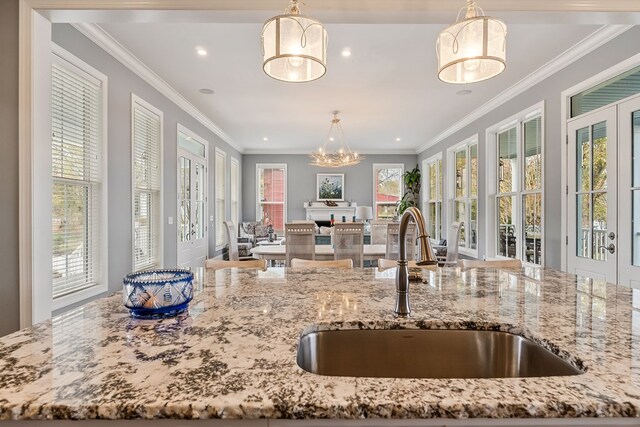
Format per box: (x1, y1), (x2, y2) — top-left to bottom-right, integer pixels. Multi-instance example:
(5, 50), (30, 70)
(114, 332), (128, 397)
(250, 243), (387, 262)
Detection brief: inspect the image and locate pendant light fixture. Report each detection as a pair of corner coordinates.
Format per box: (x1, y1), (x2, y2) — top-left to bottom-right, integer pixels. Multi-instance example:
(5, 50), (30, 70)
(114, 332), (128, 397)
(309, 111), (363, 168)
(261, 0), (328, 83)
(437, 0), (507, 84)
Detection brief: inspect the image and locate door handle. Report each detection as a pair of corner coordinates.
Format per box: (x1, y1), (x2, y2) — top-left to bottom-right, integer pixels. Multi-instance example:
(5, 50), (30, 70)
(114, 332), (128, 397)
(598, 243), (615, 254)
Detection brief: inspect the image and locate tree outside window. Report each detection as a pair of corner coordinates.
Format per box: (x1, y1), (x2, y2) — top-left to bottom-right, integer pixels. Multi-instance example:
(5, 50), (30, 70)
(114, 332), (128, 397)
(374, 165), (403, 219)
(423, 157), (443, 241)
(497, 115), (543, 265)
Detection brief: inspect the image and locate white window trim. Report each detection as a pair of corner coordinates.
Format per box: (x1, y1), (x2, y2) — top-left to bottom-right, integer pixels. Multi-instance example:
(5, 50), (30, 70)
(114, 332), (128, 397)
(215, 147), (227, 251)
(231, 156), (241, 226)
(373, 163), (404, 220)
(131, 94), (164, 272)
(446, 135), (479, 258)
(50, 43), (109, 312)
(422, 153), (443, 242)
(560, 52), (640, 271)
(256, 163), (288, 230)
(485, 101), (545, 267)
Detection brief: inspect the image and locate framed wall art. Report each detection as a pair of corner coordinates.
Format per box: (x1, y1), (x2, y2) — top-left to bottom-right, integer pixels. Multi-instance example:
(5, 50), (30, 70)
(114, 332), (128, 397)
(316, 173), (344, 201)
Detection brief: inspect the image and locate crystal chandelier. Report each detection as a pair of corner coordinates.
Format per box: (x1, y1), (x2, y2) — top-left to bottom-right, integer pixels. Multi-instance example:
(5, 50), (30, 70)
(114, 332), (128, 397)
(436, 0), (507, 84)
(261, 0), (328, 83)
(309, 112), (363, 168)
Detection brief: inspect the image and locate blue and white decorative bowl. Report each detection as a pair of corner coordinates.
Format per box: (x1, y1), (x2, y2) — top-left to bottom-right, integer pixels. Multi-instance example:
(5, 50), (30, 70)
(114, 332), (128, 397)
(123, 269), (194, 319)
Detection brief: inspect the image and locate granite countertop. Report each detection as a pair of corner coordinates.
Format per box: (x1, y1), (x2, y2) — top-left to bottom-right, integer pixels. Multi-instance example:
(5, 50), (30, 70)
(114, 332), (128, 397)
(1, 266), (640, 421)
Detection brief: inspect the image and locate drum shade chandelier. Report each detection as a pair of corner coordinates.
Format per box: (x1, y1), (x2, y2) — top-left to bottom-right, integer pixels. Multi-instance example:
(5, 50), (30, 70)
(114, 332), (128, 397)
(437, 0), (507, 84)
(309, 112), (363, 168)
(261, 0), (328, 83)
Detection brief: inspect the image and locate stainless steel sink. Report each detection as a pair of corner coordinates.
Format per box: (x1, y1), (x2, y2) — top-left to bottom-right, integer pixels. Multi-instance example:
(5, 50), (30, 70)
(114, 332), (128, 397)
(297, 329), (584, 378)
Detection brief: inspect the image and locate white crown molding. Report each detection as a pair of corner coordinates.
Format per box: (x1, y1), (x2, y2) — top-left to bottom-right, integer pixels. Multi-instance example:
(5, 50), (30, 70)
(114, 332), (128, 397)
(416, 24), (633, 154)
(29, 0), (640, 13)
(71, 23), (243, 154)
(243, 149), (419, 156)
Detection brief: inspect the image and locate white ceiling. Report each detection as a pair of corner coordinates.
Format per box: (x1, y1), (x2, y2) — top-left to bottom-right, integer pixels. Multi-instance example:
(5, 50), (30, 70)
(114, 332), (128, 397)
(98, 21), (602, 153)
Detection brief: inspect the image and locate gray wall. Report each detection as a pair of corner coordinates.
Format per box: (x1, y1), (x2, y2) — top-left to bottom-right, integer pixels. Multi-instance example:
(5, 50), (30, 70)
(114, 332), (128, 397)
(417, 26), (640, 269)
(242, 154), (419, 223)
(0, 0), (19, 336)
(52, 24), (242, 296)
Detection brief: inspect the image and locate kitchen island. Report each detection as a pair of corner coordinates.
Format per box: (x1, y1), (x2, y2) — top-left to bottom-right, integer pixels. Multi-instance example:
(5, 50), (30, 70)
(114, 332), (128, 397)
(0, 266), (639, 426)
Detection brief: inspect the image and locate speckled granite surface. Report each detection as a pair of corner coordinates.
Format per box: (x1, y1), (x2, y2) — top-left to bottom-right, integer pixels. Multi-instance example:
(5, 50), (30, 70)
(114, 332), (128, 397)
(1, 266), (640, 421)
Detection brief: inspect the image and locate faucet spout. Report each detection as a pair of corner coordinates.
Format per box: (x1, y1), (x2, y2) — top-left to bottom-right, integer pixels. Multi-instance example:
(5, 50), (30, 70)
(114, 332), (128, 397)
(394, 207), (437, 318)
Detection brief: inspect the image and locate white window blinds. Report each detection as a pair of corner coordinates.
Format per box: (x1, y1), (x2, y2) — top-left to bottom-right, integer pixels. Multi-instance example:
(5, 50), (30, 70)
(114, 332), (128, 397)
(215, 150), (227, 248)
(132, 99), (162, 271)
(51, 57), (103, 300)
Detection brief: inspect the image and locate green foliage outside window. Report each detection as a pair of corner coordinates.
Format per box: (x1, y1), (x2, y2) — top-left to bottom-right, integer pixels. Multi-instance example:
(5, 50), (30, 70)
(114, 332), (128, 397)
(396, 164), (421, 216)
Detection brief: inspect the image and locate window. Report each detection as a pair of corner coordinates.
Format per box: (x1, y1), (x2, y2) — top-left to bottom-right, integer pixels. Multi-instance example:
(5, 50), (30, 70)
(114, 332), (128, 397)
(448, 138), (478, 253)
(571, 64), (640, 118)
(488, 103), (544, 265)
(422, 155), (443, 241)
(374, 164), (404, 219)
(51, 48), (106, 307)
(215, 148), (227, 249)
(497, 127), (517, 261)
(257, 164), (287, 231)
(131, 95), (162, 271)
(231, 157), (240, 225)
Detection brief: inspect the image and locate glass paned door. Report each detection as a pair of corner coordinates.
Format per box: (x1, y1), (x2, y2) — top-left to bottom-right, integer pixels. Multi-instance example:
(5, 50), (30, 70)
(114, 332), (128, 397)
(177, 148), (208, 270)
(618, 96), (640, 287)
(567, 106), (617, 283)
(179, 156), (191, 245)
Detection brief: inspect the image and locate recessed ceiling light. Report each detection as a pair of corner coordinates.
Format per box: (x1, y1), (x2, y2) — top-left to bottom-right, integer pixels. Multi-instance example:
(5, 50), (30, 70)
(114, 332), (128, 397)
(263, 137), (269, 141)
(198, 88), (215, 95)
(396, 137), (402, 142)
(341, 48), (352, 57)
(329, 137), (335, 141)
(457, 89), (473, 96)
(196, 47), (208, 57)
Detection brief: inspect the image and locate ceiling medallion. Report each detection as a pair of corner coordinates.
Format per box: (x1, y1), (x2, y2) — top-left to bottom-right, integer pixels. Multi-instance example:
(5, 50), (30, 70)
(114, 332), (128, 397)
(261, 0), (328, 83)
(437, 0), (507, 84)
(309, 111), (363, 168)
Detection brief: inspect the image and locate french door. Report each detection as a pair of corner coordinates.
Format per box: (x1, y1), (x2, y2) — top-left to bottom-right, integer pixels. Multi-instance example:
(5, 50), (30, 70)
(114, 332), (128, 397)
(177, 148), (208, 270)
(567, 94), (640, 286)
(618, 96), (640, 287)
(567, 106), (617, 283)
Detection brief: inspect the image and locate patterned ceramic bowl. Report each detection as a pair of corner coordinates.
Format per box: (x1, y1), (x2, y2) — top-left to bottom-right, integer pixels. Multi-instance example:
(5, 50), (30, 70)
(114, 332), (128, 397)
(123, 269), (194, 319)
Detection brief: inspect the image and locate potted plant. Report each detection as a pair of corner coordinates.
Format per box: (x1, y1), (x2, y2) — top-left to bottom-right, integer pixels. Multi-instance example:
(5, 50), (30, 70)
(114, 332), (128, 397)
(395, 164), (421, 217)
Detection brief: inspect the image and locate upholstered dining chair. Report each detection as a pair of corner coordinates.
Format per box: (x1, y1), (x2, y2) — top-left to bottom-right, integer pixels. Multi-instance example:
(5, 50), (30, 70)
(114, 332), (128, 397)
(285, 222), (316, 267)
(224, 221), (239, 261)
(436, 222), (462, 267)
(205, 259), (268, 271)
(290, 258), (353, 269)
(385, 222), (416, 261)
(459, 259), (522, 270)
(333, 222), (364, 268)
(370, 220), (389, 245)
